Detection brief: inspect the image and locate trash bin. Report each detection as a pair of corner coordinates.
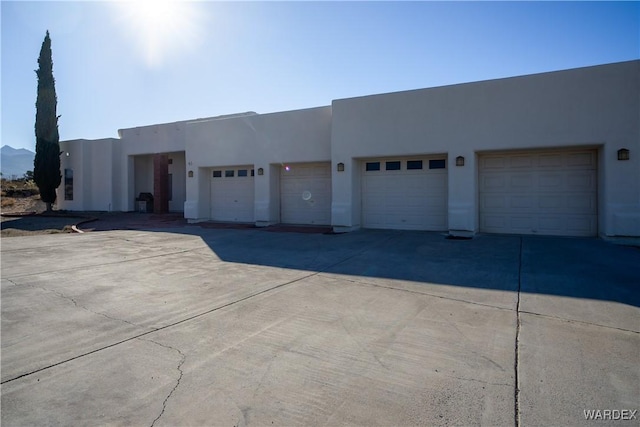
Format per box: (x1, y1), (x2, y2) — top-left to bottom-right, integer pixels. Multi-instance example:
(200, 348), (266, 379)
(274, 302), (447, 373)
(135, 192), (154, 213)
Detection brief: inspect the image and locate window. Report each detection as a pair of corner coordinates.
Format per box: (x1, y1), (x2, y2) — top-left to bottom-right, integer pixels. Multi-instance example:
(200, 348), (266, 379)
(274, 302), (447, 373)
(366, 162), (380, 171)
(168, 158), (173, 165)
(64, 169), (73, 200)
(386, 161), (401, 170)
(429, 159), (446, 169)
(251, 169), (255, 177)
(225, 170), (234, 177)
(213, 170), (222, 178)
(407, 160), (423, 170)
(238, 169), (248, 177)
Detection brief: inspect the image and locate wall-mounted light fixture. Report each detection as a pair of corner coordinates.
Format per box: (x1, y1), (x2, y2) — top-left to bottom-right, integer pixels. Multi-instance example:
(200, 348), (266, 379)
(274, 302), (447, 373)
(188, 170), (194, 178)
(456, 156), (465, 167)
(337, 162), (345, 172)
(618, 148), (630, 161)
(257, 168), (264, 175)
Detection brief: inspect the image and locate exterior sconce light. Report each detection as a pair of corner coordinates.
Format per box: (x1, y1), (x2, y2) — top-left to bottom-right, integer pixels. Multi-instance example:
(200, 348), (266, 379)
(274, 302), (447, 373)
(456, 156), (465, 167)
(617, 148), (630, 161)
(337, 162), (345, 172)
(188, 170), (194, 178)
(257, 168), (264, 175)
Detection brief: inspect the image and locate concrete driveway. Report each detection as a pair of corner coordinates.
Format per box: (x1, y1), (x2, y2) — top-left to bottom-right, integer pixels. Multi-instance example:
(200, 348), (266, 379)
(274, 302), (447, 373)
(1, 227), (638, 426)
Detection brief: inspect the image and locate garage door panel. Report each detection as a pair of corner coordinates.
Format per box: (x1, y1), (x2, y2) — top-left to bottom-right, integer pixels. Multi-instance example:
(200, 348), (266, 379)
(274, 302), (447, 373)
(281, 163), (331, 225)
(567, 152), (596, 167)
(510, 196), (534, 209)
(565, 194), (596, 212)
(483, 215), (506, 229)
(481, 156), (506, 169)
(567, 216), (596, 234)
(362, 157), (447, 231)
(404, 179), (428, 191)
(510, 155), (534, 168)
(481, 175), (506, 192)
(538, 174), (563, 188)
(210, 167), (255, 223)
(426, 173), (447, 188)
(538, 195), (565, 210)
(510, 174), (534, 189)
(482, 195), (506, 210)
(479, 150), (597, 236)
(425, 214), (447, 228)
(424, 194), (447, 206)
(511, 216), (535, 231)
(567, 172), (595, 189)
(539, 154), (563, 167)
(537, 216), (565, 232)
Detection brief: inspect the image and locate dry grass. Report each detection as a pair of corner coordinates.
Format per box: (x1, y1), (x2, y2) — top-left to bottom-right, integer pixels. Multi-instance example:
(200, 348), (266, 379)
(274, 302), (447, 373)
(1, 195), (46, 214)
(1, 178), (39, 197)
(1, 227), (74, 237)
(1, 178), (46, 214)
(1, 198), (15, 208)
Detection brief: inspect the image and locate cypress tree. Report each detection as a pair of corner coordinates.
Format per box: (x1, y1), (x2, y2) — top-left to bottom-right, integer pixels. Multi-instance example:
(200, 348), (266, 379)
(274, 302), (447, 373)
(34, 30), (61, 211)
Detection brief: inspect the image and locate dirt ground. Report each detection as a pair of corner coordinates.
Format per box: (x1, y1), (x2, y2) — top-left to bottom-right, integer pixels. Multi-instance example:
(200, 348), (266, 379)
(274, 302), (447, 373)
(0, 196), (77, 237)
(1, 195), (47, 214)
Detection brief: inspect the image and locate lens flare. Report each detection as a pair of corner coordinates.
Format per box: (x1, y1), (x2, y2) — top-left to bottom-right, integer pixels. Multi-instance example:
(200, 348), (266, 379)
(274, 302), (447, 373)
(112, 0), (204, 67)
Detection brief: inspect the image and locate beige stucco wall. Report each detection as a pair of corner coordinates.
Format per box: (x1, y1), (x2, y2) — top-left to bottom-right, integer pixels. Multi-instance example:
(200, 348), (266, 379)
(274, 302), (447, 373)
(58, 138), (117, 211)
(117, 121), (188, 211)
(59, 61), (638, 237)
(184, 107), (332, 222)
(57, 139), (84, 211)
(331, 60), (640, 236)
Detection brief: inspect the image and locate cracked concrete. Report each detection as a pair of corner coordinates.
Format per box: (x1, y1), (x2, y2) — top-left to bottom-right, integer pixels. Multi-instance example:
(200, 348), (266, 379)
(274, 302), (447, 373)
(2, 228), (638, 426)
(514, 236), (524, 427)
(26, 281), (145, 329)
(140, 338), (186, 427)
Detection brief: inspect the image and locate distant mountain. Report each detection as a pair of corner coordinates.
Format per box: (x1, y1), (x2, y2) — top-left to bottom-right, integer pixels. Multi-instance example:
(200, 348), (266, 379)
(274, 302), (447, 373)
(1, 145), (35, 179)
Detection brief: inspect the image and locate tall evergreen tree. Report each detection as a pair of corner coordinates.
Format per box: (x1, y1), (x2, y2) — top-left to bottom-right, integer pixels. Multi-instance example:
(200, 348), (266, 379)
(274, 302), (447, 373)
(34, 30), (61, 211)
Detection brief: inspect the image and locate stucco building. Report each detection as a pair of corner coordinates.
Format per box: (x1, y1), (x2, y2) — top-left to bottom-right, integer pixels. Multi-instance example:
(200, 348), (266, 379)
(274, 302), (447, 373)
(59, 60), (640, 237)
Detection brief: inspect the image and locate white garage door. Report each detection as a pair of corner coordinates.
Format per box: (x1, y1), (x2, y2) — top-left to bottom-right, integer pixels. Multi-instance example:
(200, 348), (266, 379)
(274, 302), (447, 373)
(479, 150), (597, 236)
(280, 163), (331, 225)
(362, 157), (448, 230)
(210, 166), (255, 222)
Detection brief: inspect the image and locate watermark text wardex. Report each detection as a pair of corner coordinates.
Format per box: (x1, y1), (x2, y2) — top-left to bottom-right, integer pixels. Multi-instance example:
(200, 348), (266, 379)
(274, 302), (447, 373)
(584, 409), (637, 421)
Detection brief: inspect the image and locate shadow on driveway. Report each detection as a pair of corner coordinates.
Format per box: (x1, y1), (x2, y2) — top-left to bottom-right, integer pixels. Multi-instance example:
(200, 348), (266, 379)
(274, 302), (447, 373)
(4, 211), (639, 308)
(187, 228), (640, 308)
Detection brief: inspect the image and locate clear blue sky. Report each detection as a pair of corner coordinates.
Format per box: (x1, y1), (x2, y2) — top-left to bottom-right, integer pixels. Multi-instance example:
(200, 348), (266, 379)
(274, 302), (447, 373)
(2, 1), (639, 151)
